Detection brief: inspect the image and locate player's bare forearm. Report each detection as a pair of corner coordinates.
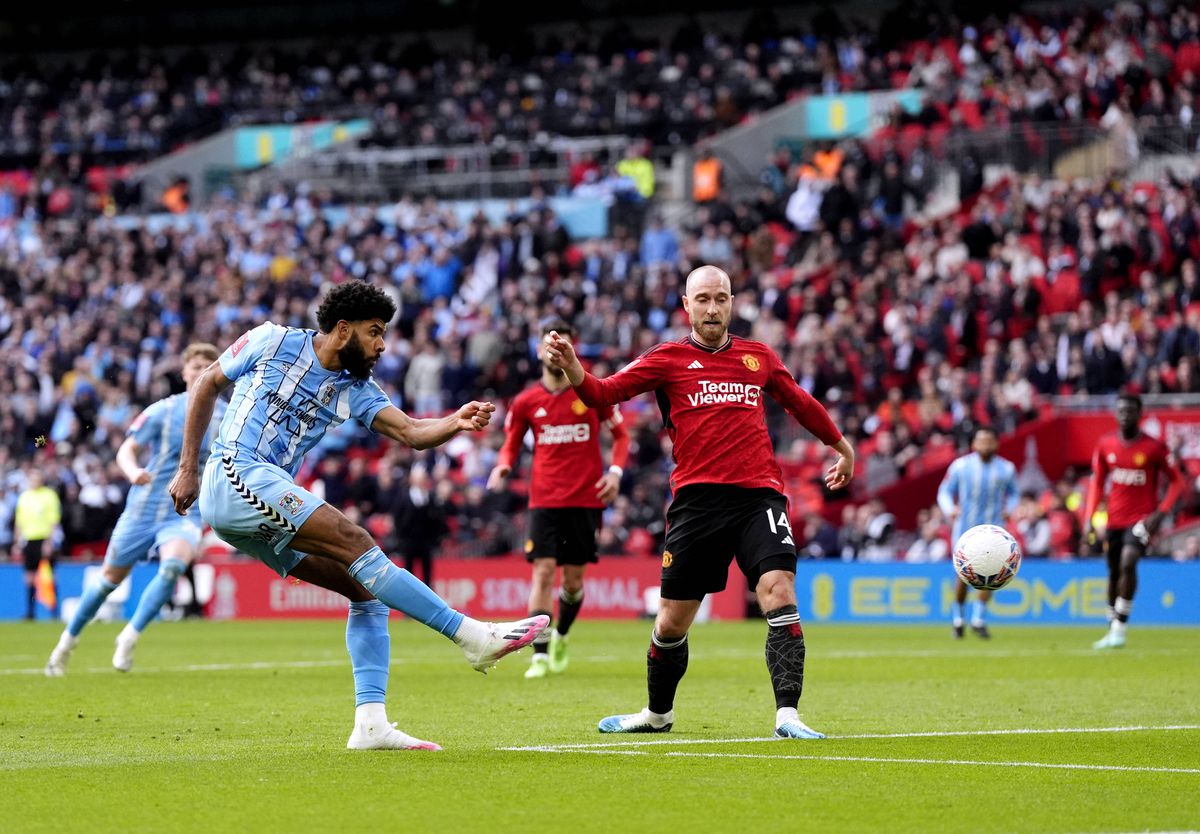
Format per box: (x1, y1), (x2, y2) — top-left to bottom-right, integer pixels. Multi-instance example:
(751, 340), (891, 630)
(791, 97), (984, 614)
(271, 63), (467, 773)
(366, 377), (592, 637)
(115, 438), (148, 485)
(378, 402), (495, 450)
(177, 370), (221, 473)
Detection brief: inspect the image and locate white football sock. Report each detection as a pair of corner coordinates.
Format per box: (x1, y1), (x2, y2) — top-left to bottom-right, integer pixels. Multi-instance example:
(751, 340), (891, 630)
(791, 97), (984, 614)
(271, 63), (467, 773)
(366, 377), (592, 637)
(776, 707), (799, 729)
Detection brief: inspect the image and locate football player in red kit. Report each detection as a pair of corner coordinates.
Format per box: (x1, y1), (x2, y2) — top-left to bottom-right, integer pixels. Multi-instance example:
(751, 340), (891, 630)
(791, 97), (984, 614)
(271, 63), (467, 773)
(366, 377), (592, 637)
(1083, 394), (1185, 649)
(546, 265), (854, 739)
(487, 320), (630, 678)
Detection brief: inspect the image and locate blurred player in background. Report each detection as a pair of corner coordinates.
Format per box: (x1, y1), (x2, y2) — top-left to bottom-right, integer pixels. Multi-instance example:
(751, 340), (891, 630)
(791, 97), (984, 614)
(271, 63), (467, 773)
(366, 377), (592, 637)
(46, 343), (223, 676)
(546, 265), (854, 739)
(1084, 394), (1184, 649)
(168, 281), (546, 751)
(13, 469), (61, 620)
(487, 319), (630, 679)
(937, 427), (1018, 639)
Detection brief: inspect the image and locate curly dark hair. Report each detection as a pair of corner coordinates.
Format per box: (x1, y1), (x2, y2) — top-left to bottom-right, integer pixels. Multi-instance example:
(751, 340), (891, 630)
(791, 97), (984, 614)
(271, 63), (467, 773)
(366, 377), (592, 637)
(315, 281), (397, 333)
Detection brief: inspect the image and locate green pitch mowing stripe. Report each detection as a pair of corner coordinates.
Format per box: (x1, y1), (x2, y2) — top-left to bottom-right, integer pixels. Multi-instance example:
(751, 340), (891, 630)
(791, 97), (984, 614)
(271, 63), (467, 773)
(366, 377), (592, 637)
(1, 620), (1197, 834)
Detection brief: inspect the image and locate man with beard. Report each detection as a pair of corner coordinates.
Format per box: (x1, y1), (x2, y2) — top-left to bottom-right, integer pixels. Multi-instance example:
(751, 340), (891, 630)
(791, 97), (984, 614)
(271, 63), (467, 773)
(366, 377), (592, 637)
(545, 265), (854, 740)
(487, 320), (630, 679)
(167, 281), (547, 751)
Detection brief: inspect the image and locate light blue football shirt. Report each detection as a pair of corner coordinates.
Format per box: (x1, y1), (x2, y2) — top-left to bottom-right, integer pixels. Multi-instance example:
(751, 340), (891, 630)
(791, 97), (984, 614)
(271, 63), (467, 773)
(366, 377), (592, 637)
(212, 323), (392, 476)
(124, 393), (225, 525)
(937, 452), (1020, 543)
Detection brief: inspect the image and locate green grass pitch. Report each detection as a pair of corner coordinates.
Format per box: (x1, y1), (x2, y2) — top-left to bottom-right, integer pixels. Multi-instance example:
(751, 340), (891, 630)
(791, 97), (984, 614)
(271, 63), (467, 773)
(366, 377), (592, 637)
(1, 619), (1197, 833)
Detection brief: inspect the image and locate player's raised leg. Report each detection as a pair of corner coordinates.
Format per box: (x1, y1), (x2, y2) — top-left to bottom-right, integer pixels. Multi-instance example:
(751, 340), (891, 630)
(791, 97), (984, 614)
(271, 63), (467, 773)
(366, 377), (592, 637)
(549, 564), (586, 674)
(524, 557), (555, 679)
(288, 504), (547, 672)
(598, 597), (698, 733)
(757, 569), (824, 739)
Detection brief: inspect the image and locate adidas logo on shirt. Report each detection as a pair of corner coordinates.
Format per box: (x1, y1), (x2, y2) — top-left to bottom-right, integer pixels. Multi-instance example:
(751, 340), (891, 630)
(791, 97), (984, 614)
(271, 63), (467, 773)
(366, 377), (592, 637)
(534, 407), (548, 417)
(687, 360), (704, 369)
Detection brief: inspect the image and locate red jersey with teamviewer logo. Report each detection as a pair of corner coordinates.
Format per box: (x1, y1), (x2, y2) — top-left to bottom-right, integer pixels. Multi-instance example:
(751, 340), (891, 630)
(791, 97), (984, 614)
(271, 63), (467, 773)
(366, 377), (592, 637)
(574, 335), (843, 494)
(497, 383), (629, 509)
(1085, 432), (1184, 529)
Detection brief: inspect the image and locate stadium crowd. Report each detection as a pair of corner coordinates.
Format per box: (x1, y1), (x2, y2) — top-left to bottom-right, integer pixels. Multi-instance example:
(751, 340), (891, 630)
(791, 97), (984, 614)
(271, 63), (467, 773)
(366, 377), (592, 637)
(3, 147), (1200, 563)
(3, 2), (1200, 566)
(4, 0), (1200, 213)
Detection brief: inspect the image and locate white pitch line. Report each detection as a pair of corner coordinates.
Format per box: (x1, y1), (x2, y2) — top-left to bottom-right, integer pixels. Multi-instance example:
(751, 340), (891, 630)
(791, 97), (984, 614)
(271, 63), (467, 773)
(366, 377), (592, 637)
(654, 752), (1200, 775)
(0, 658), (348, 676)
(499, 724), (1200, 752)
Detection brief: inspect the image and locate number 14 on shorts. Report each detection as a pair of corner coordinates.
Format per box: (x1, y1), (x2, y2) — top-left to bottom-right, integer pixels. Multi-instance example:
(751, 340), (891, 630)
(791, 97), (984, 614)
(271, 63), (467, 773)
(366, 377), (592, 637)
(765, 508), (794, 546)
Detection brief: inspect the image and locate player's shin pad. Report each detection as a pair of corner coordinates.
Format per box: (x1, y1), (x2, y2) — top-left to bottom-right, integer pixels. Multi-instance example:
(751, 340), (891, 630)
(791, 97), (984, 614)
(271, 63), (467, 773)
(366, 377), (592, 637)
(647, 632), (688, 716)
(765, 605), (806, 711)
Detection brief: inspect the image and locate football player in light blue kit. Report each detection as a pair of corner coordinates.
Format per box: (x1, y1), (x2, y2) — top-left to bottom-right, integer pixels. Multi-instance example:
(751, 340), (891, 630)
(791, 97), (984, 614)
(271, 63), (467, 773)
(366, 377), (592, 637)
(937, 426), (1018, 639)
(167, 281), (547, 751)
(45, 343), (225, 676)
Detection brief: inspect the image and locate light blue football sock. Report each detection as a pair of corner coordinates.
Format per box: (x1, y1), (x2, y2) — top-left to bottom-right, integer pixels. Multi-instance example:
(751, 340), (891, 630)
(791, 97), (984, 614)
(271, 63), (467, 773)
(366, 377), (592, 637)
(67, 576), (119, 637)
(347, 547), (464, 638)
(970, 599), (987, 626)
(129, 558), (186, 633)
(347, 600), (390, 706)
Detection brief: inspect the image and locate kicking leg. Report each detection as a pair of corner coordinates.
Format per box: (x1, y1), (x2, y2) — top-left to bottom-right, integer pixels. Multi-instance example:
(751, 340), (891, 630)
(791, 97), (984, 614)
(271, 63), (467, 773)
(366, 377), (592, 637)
(46, 564), (132, 677)
(757, 569), (824, 739)
(524, 558), (555, 679)
(288, 505), (546, 673)
(288, 556), (439, 751)
(598, 597), (699, 733)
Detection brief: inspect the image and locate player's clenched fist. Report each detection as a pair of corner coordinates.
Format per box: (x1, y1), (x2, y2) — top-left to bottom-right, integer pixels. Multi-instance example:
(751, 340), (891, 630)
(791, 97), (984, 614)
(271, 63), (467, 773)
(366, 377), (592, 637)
(544, 331), (584, 385)
(456, 401), (496, 432)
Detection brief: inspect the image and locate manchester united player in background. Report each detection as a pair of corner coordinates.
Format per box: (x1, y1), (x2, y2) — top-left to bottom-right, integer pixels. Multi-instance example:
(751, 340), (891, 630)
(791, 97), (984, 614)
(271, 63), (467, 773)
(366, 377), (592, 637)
(546, 265), (854, 739)
(487, 320), (630, 679)
(1083, 394), (1185, 649)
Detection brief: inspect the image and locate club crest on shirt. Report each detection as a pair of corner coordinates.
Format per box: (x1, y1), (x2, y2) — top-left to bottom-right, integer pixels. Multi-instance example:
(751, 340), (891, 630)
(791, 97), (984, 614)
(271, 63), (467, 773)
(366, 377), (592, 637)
(1133, 452), (1146, 467)
(525, 538), (535, 554)
(571, 398), (588, 416)
(279, 492), (305, 516)
(320, 384), (336, 406)
(661, 550), (673, 568)
(741, 354), (761, 372)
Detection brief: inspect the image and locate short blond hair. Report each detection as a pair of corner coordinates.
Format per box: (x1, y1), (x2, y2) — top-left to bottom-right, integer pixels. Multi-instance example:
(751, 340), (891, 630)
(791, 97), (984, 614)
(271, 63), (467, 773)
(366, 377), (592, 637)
(182, 342), (220, 364)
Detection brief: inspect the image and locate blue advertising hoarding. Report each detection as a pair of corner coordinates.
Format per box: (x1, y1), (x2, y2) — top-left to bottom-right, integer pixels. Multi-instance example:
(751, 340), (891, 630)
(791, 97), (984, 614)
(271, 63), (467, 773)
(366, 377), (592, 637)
(1, 560), (1196, 623)
(796, 561), (1198, 624)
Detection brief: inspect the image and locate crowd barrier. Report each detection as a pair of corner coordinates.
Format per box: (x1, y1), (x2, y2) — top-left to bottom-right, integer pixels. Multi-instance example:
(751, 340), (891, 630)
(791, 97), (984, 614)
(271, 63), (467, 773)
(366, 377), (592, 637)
(1, 559), (1195, 624)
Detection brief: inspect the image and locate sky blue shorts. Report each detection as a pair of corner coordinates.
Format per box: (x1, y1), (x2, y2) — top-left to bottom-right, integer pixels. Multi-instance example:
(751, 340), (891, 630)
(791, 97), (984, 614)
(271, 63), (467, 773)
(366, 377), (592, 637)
(104, 513), (203, 569)
(199, 454), (323, 577)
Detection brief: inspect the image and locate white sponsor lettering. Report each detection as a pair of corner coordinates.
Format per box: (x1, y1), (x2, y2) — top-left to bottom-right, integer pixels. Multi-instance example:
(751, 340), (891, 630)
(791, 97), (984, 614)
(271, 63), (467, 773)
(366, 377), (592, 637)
(686, 380), (762, 408)
(269, 580), (347, 611)
(1111, 467), (1147, 486)
(433, 578), (478, 610)
(537, 423), (592, 445)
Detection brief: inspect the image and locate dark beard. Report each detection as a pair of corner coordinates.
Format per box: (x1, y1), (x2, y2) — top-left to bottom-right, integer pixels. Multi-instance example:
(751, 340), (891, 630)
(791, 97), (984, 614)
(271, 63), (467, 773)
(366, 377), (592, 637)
(338, 338), (374, 380)
(542, 360), (565, 378)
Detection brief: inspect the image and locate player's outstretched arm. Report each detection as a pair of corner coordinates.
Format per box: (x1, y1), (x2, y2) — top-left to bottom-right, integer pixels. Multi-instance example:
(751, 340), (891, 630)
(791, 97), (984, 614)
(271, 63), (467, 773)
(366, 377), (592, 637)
(168, 362), (231, 515)
(373, 401), (496, 451)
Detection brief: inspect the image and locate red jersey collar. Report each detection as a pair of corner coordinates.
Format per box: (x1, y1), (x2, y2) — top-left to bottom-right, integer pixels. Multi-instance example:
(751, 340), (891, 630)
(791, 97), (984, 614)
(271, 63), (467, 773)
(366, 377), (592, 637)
(686, 334), (734, 354)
